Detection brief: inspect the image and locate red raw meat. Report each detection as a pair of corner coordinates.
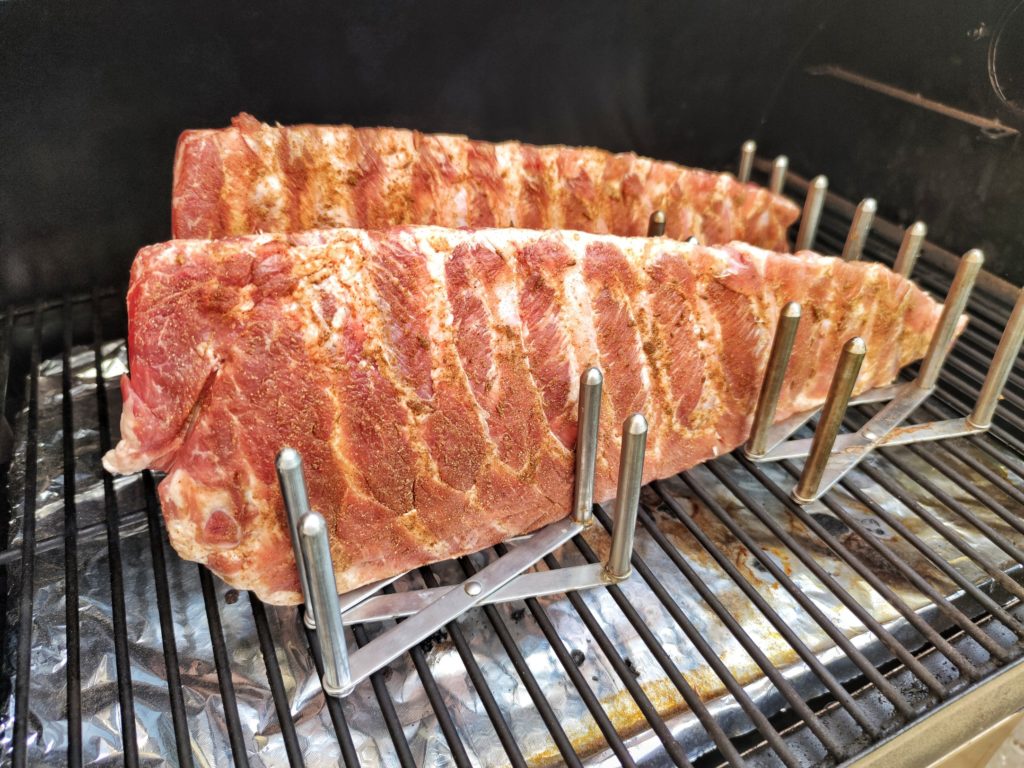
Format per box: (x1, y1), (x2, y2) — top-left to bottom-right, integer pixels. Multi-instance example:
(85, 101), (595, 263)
(104, 226), (948, 604)
(172, 113), (800, 250)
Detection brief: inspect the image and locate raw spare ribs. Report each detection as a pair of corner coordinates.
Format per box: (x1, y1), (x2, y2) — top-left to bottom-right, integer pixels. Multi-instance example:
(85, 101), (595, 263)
(172, 113), (799, 248)
(104, 226), (950, 605)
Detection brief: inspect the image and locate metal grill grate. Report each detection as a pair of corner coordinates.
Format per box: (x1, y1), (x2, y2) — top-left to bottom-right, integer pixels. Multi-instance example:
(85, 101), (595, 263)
(1, 179), (1023, 767)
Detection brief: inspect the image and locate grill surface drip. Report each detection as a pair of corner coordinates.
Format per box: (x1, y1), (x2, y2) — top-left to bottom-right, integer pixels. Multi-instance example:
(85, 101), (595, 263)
(0, 181), (1023, 767)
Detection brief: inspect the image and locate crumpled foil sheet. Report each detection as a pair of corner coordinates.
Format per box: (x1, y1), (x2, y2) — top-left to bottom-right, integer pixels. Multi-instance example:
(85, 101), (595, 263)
(1, 342), (1022, 766)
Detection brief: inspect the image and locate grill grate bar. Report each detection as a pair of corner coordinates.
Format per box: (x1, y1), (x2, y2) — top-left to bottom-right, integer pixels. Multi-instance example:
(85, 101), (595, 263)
(637, 487), (881, 740)
(0, 310), (12, 415)
(251, 597), (307, 767)
(709, 458), (948, 699)
(3, 288), (120, 321)
(418, 564), (530, 768)
(457, 555), (585, 768)
(936, 440), (1024, 507)
(742, 454), (981, 682)
(878, 448), (1024, 569)
(3, 177), (1024, 766)
(383, 583), (476, 767)
(505, 552), (640, 768)
(818, 452), (1024, 640)
(845, 442), (1024, 604)
(142, 471), (194, 768)
(934, 364), (1024, 438)
(61, 300), (83, 768)
(669, 472), (917, 720)
(902, 444), (1024, 540)
(301, 621), (361, 766)
(783, 459), (1011, 665)
(0, 508), (147, 567)
(541, 550), (697, 768)
(0, 310), (13, 758)
(350, 622), (418, 767)
(93, 295), (141, 767)
(568, 518), (753, 766)
(586, 505), (843, 759)
(962, 431), (1024, 475)
(199, 567), (251, 768)
(11, 306), (41, 768)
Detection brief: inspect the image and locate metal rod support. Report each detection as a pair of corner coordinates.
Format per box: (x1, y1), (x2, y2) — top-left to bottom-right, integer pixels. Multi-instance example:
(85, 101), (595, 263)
(769, 155), (789, 196)
(894, 221), (927, 277)
(342, 562), (609, 624)
(795, 175), (828, 252)
(277, 448), (318, 630)
(573, 367), (603, 524)
(738, 140), (756, 182)
(916, 249), (984, 390)
(604, 414), (647, 581)
(968, 288), (1024, 428)
(746, 302), (802, 458)
(841, 198), (877, 261)
(298, 511), (351, 696)
(794, 337), (866, 503)
(647, 210), (666, 238)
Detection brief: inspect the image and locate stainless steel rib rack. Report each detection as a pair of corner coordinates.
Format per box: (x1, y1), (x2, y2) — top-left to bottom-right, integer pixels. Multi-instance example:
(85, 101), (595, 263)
(1, 155), (1023, 767)
(275, 374), (650, 698)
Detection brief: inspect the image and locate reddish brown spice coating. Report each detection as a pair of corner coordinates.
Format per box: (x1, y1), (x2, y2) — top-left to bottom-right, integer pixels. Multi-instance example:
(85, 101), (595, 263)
(104, 226), (949, 604)
(172, 114), (800, 249)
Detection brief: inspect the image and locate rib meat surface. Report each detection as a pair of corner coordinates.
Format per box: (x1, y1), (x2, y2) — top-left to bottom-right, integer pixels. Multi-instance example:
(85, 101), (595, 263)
(104, 226), (949, 604)
(172, 113), (799, 249)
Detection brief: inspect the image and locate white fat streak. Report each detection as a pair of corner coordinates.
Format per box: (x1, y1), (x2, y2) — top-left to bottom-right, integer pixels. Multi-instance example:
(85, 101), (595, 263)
(236, 284), (255, 313)
(407, 229), (508, 519)
(494, 280), (520, 326)
(632, 156), (661, 204)
(411, 230), (453, 342)
(317, 125), (361, 226)
(579, 150), (611, 231)
(162, 470), (240, 556)
(196, 340), (220, 367)
(239, 126), (269, 157)
(485, 230), (576, 466)
(536, 147), (563, 229)
(725, 241), (776, 364)
(453, 188), (468, 227)
(477, 230), (527, 390)
(856, 263), (887, 386)
(686, 250), (728, 432)
(561, 245), (599, 395)
(435, 135), (469, 226)
(283, 232), (391, 523)
(494, 143), (521, 225)
(306, 274), (347, 342)
(242, 127), (288, 229)
(377, 130), (417, 218)
(299, 231), (374, 348)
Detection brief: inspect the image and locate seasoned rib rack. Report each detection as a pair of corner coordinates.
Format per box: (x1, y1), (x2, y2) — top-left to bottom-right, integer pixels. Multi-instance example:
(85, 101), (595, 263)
(1, 172), (1023, 767)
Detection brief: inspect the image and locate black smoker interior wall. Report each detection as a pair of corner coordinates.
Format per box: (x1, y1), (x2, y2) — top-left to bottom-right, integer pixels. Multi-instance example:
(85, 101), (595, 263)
(2, 0), (1022, 306)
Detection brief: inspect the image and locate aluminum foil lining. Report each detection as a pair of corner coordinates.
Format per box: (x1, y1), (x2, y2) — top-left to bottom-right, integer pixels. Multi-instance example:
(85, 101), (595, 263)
(1, 342), (1022, 766)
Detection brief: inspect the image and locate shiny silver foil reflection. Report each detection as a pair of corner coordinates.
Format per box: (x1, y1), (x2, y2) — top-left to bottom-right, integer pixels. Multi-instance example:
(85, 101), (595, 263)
(1, 343), (1022, 766)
